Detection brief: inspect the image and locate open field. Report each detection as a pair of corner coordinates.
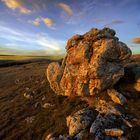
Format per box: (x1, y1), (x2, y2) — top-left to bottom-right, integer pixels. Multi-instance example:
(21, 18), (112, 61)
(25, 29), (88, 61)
(0, 55), (64, 61)
(0, 55), (140, 140)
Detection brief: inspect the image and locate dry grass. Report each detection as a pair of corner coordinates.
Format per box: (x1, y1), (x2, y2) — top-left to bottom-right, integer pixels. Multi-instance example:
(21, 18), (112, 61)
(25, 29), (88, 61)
(0, 55), (64, 61)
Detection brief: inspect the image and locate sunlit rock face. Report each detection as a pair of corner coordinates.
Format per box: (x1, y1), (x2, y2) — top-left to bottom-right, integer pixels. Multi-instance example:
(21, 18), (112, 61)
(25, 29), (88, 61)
(47, 28), (132, 96)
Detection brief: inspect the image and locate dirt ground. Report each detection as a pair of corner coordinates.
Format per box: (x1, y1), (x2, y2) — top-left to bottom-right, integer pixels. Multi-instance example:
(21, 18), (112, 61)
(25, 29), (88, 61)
(0, 55), (140, 140)
(0, 59), (88, 140)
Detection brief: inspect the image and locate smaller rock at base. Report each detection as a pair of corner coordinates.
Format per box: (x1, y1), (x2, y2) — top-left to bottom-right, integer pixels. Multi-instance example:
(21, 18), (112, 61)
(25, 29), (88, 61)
(23, 92), (33, 99)
(107, 89), (127, 105)
(24, 116), (35, 124)
(105, 128), (124, 137)
(66, 108), (95, 136)
(42, 103), (54, 109)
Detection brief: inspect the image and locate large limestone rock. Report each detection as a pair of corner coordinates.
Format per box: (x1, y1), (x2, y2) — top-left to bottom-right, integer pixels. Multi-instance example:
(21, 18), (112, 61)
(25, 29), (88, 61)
(46, 28), (132, 96)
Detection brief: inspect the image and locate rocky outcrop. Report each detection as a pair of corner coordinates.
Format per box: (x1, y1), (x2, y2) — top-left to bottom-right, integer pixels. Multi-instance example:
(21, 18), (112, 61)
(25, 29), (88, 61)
(45, 28), (139, 140)
(46, 27), (132, 96)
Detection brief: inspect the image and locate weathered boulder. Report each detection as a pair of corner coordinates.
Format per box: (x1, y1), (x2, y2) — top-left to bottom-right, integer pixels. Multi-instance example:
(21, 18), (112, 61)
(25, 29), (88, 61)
(46, 28), (132, 96)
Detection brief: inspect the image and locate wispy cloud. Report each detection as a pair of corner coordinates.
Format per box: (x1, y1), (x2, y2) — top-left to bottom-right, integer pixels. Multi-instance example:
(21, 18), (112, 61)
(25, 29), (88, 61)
(132, 37), (140, 44)
(1, 0), (31, 14)
(0, 25), (22, 36)
(41, 17), (55, 28)
(58, 3), (73, 16)
(0, 24), (65, 55)
(59, 0), (97, 25)
(37, 33), (65, 51)
(105, 20), (125, 27)
(30, 17), (55, 29)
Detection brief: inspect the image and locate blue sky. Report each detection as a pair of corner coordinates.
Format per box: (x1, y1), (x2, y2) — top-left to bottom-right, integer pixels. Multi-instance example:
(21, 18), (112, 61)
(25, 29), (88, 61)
(0, 0), (140, 56)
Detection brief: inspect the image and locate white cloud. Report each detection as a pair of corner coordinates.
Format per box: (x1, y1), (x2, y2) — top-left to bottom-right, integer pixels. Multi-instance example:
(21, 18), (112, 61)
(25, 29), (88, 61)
(30, 17), (55, 29)
(58, 3), (73, 16)
(1, 0), (31, 14)
(41, 17), (55, 28)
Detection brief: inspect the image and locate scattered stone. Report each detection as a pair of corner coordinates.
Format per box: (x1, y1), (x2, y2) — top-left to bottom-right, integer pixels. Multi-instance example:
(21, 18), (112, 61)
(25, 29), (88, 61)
(46, 27), (132, 96)
(107, 89), (127, 105)
(42, 95), (46, 101)
(23, 92), (33, 99)
(105, 128), (124, 137)
(66, 108), (95, 136)
(25, 87), (30, 91)
(25, 116), (35, 124)
(42, 103), (54, 108)
(34, 102), (40, 108)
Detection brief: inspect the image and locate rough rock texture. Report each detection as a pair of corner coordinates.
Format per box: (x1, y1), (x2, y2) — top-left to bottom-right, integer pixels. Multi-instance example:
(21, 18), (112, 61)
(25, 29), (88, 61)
(47, 28), (132, 96)
(107, 89), (127, 105)
(46, 99), (135, 140)
(66, 108), (95, 136)
(95, 99), (122, 115)
(90, 113), (124, 139)
(46, 109), (135, 140)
